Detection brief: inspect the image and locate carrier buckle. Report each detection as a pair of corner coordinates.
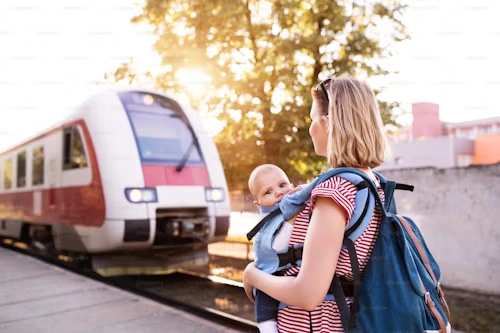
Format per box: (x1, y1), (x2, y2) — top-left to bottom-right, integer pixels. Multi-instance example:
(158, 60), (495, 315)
(294, 246), (303, 262)
(278, 246), (298, 267)
(437, 282), (444, 297)
(287, 246), (297, 263)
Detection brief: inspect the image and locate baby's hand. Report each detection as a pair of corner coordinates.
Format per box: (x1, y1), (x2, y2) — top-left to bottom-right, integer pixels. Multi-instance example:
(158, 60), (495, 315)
(287, 185), (302, 195)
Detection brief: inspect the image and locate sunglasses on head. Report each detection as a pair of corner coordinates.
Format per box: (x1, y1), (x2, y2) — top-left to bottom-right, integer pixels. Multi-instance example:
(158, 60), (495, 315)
(315, 77), (334, 102)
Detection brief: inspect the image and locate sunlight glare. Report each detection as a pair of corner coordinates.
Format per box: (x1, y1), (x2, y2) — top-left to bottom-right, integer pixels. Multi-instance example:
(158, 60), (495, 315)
(176, 68), (212, 87)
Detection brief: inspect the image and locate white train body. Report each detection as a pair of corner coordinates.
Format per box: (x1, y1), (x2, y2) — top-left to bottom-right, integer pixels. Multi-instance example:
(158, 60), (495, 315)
(0, 89), (231, 254)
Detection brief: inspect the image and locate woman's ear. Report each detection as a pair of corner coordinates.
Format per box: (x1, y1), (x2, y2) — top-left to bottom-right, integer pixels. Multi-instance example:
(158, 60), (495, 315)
(253, 200), (258, 205)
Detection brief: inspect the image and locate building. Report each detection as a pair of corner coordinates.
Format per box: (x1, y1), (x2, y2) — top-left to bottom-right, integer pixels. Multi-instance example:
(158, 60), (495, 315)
(378, 103), (500, 170)
(444, 117), (500, 139)
(473, 133), (500, 165)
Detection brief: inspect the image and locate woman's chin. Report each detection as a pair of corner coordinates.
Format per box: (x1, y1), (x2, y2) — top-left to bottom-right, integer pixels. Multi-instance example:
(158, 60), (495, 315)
(313, 147), (326, 157)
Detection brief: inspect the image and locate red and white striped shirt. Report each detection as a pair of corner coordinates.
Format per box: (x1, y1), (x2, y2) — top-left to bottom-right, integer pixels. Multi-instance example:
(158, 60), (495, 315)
(277, 176), (384, 333)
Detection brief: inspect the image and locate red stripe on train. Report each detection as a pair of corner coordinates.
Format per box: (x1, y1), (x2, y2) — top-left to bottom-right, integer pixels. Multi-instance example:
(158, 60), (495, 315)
(142, 165), (211, 187)
(0, 187), (105, 226)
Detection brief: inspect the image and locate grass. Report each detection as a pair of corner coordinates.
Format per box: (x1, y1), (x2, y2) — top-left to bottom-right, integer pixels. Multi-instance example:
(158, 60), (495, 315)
(444, 288), (500, 333)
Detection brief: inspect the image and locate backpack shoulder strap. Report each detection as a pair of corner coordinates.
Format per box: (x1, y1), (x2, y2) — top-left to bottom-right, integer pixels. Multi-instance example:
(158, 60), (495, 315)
(373, 171), (414, 213)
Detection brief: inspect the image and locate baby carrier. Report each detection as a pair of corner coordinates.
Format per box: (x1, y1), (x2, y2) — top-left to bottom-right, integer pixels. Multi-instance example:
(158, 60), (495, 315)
(247, 167), (451, 333)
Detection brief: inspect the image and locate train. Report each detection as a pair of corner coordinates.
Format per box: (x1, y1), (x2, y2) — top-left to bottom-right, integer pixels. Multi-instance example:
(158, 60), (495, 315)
(0, 88), (231, 258)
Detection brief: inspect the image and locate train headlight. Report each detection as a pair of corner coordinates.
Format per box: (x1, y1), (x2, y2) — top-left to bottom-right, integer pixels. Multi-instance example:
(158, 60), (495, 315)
(205, 187), (225, 202)
(125, 188), (158, 203)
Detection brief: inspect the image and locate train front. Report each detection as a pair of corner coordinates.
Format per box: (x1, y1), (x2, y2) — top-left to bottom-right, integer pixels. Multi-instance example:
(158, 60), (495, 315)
(87, 90), (231, 275)
(116, 91), (231, 250)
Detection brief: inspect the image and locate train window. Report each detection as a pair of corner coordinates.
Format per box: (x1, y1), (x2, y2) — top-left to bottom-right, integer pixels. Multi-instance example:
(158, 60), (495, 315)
(63, 130), (71, 166)
(32, 146), (44, 185)
(63, 127), (88, 170)
(17, 151), (26, 188)
(119, 91), (205, 166)
(4, 158), (12, 190)
(128, 111), (203, 164)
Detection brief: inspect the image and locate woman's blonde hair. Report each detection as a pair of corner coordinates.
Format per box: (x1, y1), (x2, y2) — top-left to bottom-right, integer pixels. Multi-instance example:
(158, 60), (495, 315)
(311, 74), (387, 169)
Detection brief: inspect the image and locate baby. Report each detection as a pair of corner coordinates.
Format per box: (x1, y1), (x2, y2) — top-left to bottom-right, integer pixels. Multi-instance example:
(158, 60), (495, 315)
(247, 164), (303, 333)
(248, 164), (348, 332)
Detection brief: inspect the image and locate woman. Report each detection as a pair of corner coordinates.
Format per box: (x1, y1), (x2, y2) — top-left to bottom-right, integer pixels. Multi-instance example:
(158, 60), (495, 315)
(243, 74), (387, 332)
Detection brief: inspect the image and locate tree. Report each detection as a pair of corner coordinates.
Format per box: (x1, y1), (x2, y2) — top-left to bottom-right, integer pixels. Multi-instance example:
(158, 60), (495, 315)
(111, 0), (408, 190)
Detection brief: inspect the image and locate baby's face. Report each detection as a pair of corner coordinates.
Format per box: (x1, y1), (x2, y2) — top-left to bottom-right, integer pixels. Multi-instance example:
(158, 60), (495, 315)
(253, 169), (293, 207)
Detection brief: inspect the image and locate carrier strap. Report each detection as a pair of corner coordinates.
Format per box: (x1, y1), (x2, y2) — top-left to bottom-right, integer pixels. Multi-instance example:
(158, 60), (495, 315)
(331, 274), (351, 331)
(345, 181), (370, 238)
(330, 237), (361, 332)
(246, 207), (281, 241)
(355, 181), (367, 190)
(286, 272), (353, 297)
(345, 237), (361, 329)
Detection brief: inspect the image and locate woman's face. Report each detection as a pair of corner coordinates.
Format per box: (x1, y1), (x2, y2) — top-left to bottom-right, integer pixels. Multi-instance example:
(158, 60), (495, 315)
(309, 102), (329, 157)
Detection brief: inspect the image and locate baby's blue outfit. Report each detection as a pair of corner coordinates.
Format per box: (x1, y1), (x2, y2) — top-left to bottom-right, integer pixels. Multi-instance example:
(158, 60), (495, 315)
(252, 193), (307, 273)
(250, 176), (328, 274)
(250, 181), (319, 323)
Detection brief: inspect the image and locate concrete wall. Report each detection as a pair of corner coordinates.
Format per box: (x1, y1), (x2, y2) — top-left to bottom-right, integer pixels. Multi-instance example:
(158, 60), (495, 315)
(381, 164), (500, 295)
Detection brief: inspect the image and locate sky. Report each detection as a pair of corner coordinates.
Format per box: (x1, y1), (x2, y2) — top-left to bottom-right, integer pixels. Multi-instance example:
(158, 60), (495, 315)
(0, 0), (499, 151)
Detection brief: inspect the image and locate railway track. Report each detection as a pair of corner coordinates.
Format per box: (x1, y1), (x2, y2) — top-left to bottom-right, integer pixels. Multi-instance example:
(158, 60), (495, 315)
(0, 237), (258, 333)
(109, 271), (257, 331)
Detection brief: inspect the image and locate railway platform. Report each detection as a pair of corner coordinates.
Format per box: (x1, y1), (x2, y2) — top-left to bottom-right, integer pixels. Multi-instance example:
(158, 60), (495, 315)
(0, 247), (249, 333)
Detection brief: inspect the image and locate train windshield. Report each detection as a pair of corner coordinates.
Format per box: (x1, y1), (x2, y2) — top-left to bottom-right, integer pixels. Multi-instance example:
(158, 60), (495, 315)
(118, 92), (204, 166)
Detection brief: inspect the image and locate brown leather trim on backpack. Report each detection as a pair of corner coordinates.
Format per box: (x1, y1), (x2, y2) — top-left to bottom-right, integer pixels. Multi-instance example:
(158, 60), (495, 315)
(425, 291), (448, 333)
(437, 283), (452, 321)
(419, 279), (448, 333)
(397, 215), (451, 321)
(396, 215), (438, 283)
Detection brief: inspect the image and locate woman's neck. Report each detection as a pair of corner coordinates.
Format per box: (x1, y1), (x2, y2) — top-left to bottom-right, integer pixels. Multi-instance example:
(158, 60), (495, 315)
(354, 167), (380, 186)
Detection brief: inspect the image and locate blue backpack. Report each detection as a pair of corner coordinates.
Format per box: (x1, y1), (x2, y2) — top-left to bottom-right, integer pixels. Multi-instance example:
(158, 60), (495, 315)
(251, 168), (452, 333)
(333, 168), (451, 333)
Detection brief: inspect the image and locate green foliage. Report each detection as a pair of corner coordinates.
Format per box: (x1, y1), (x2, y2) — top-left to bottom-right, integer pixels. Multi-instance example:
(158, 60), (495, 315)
(111, 0), (408, 189)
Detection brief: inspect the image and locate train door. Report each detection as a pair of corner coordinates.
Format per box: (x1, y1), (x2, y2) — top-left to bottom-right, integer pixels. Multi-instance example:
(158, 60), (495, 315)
(60, 126), (91, 223)
(47, 156), (58, 214)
